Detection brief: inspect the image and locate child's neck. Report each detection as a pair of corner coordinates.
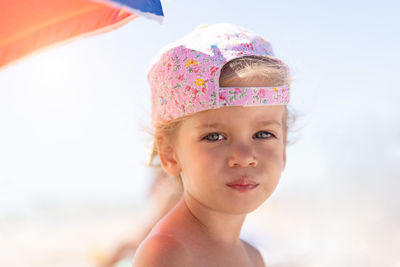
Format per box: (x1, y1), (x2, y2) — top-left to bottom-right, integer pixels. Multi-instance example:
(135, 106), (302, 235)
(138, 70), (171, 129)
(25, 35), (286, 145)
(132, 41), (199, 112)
(179, 193), (247, 245)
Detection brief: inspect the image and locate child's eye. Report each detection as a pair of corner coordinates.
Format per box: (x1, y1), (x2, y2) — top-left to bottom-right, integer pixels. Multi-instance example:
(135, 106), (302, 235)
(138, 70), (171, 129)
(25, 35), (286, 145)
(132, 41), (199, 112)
(253, 131), (274, 139)
(202, 133), (225, 142)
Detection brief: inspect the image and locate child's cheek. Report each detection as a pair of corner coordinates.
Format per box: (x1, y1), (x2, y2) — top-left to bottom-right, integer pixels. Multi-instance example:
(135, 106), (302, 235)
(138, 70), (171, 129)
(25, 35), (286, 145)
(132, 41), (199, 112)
(200, 145), (225, 163)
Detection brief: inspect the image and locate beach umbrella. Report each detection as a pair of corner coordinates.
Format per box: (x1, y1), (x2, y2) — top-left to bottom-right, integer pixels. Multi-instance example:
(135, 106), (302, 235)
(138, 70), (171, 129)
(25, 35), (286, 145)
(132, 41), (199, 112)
(0, 0), (164, 70)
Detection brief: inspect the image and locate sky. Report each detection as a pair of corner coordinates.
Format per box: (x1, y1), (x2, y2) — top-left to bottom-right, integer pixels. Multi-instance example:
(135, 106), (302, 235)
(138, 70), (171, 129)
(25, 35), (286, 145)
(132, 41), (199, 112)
(1, 0), (400, 266)
(0, 0), (399, 231)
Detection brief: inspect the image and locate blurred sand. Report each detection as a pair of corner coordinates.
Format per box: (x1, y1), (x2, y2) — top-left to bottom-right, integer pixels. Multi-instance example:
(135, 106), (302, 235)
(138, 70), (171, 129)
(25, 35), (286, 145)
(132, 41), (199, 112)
(0, 207), (140, 267)
(1, 192), (399, 267)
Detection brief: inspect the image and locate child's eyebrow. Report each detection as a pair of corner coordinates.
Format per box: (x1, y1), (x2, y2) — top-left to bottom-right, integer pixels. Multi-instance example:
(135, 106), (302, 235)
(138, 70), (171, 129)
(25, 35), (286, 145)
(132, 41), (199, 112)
(257, 120), (282, 127)
(195, 123), (223, 129)
(195, 120), (281, 129)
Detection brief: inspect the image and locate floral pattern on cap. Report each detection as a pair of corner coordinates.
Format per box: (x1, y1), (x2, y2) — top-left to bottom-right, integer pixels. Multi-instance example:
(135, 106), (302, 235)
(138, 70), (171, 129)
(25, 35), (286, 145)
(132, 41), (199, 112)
(147, 23), (290, 124)
(219, 86), (289, 107)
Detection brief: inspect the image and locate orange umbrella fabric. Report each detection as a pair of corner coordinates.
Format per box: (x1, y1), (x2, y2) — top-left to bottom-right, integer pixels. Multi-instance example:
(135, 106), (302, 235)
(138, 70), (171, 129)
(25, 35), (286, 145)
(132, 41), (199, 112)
(0, 0), (161, 69)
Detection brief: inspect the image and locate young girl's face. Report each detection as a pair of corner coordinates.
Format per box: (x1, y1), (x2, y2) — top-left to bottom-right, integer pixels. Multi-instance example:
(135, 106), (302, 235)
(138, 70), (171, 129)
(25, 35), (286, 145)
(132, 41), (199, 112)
(172, 104), (286, 215)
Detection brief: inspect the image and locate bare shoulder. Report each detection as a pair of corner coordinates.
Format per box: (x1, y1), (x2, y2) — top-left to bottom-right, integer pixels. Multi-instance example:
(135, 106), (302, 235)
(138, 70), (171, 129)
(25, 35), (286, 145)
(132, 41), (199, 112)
(132, 233), (191, 267)
(241, 239), (266, 267)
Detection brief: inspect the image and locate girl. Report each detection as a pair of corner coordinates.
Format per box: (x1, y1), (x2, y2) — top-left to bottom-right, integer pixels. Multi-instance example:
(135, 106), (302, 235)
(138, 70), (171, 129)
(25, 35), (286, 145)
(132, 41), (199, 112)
(133, 23), (293, 267)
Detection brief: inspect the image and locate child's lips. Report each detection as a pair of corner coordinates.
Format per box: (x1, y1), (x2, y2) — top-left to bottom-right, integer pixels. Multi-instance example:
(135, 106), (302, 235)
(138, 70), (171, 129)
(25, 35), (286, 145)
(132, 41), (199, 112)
(226, 184), (259, 192)
(226, 177), (259, 192)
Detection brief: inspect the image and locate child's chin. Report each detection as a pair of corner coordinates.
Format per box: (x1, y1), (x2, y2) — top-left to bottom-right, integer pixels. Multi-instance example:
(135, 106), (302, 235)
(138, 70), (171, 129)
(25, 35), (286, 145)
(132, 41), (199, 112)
(220, 200), (265, 215)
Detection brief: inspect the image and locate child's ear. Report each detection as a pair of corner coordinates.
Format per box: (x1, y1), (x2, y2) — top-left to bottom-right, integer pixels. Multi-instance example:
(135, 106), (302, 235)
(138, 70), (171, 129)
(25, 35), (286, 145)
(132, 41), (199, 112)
(156, 136), (182, 177)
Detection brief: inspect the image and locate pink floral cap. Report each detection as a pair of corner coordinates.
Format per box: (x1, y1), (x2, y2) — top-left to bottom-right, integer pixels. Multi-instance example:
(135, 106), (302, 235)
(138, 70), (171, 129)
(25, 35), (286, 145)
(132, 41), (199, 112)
(147, 23), (290, 125)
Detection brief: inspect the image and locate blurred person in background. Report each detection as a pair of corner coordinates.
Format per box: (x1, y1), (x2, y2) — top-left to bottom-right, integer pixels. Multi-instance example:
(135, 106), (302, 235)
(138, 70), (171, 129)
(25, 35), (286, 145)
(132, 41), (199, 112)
(97, 155), (182, 267)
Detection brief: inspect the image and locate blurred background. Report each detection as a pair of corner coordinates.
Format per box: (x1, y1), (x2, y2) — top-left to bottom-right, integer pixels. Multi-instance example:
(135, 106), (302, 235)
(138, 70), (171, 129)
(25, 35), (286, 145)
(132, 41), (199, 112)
(1, 0), (399, 266)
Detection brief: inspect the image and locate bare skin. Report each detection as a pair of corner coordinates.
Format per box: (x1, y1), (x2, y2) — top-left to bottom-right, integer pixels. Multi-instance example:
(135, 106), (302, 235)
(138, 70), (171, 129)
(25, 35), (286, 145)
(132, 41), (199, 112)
(134, 197), (265, 267)
(133, 76), (286, 267)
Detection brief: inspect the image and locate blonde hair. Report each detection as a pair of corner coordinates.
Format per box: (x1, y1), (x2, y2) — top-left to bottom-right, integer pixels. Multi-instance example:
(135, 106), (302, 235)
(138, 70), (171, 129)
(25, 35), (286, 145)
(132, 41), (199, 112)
(220, 55), (291, 86)
(147, 56), (296, 184)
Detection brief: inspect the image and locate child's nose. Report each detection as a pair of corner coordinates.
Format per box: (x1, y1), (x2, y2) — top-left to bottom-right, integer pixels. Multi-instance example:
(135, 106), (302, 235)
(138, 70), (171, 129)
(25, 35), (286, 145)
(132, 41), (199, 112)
(227, 143), (258, 168)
